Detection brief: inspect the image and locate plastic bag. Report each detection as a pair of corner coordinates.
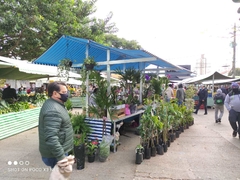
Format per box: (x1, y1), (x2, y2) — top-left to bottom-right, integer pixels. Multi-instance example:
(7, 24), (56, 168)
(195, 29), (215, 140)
(98, 135), (114, 161)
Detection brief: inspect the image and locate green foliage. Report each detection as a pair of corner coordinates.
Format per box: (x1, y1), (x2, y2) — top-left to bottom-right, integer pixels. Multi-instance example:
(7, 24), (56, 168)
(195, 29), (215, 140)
(0, 0), (117, 60)
(71, 113), (91, 146)
(0, 100), (30, 114)
(150, 77), (163, 95)
(83, 56), (97, 66)
(99, 139), (110, 158)
(57, 58), (73, 80)
(88, 72), (115, 119)
(65, 99), (73, 111)
(86, 141), (98, 155)
(104, 34), (141, 49)
(185, 85), (196, 99)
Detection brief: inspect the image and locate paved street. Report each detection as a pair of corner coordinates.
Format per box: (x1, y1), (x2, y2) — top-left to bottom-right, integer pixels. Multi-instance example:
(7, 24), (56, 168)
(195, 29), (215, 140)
(0, 107), (240, 180)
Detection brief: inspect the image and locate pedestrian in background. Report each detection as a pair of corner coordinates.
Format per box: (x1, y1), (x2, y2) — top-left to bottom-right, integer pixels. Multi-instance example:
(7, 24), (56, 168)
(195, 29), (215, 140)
(214, 89), (225, 123)
(38, 81), (73, 168)
(164, 84), (174, 102)
(176, 83), (185, 106)
(194, 85), (208, 115)
(224, 82), (240, 138)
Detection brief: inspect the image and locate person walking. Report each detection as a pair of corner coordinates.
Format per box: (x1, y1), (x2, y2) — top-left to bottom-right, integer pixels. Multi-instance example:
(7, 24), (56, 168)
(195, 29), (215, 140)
(194, 85), (208, 115)
(38, 81), (73, 168)
(164, 84), (174, 102)
(224, 82), (240, 138)
(214, 89), (225, 123)
(176, 83), (185, 106)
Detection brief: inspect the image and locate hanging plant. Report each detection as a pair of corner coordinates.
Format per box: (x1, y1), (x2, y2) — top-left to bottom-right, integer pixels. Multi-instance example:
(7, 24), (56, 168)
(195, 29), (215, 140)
(83, 56), (97, 71)
(57, 58), (73, 81)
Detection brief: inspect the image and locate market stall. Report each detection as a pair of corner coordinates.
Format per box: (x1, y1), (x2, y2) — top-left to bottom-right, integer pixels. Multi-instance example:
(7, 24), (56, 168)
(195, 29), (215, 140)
(32, 35), (192, 153)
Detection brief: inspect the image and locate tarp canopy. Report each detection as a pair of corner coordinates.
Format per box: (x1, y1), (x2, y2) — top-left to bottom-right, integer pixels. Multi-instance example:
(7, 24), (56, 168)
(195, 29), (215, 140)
(0, 56), (80, 80)
(202, 78), (240, 85)
(33, 35), (188, 72)
(182, 71), (232, 84)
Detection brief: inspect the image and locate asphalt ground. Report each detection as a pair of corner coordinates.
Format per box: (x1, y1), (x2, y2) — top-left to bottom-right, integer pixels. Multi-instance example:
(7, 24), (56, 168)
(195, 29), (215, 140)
(0, 107), (240, 180)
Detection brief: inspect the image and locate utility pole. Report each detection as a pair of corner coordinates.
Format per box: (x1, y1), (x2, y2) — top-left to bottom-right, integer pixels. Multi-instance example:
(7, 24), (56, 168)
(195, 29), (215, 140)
(232, 23), (236, 78)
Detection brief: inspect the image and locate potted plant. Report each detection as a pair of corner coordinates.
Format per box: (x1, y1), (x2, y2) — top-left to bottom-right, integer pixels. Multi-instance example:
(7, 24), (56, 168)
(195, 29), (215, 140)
(83, 56), (97, 70)
(135, 144), (144, 164)
(71, 113), (91, 170)
(98, 135), (114, 162)
(138, 105), (152, 159)
(88, 71), (115, 119)
(57, 58), (73, 80)
(86, 141), (98, 163)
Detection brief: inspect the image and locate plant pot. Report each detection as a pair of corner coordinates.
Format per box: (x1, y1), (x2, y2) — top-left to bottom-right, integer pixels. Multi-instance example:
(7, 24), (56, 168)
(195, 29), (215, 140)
(156, 145), (164, 155)
(175, 131), (180, 138)
(88, 154), (95, 163)
(135, 151), (143, 164)
(151, 147), (156, 157)
(167, 140), (171, 147)
(98, 155), (108, 162)
(170, 133), (175, 142)
(74, 144), (85, 170)
(144, 147), (151, 159)
(85, 63), (95, 70)
(180, 126), (184, 133)
(163, 143), (168, 152)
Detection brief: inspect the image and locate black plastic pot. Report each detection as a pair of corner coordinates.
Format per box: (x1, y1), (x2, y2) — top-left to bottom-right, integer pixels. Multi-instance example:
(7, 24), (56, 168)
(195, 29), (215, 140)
(167, 140), (171, 147)
(135, 151), (143, 164)
(151, 147), (156, 157)
(180, 126), (184, 132)
(170, 133), (175, 142)
(163, 143), (168, 152)
(88, 154), (95, 163)
(144, 147), (151, 159)
(175, 131), (180, 138)
(74, 144), (85, 170)
(156, 145), (164, 155)
(85, 63), (95, 70)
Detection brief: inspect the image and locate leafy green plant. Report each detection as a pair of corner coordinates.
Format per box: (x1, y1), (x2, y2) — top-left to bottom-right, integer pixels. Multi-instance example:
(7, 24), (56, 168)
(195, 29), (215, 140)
(86, 141), (98, 155)
(83, 56), (97, 66)
(57, 58), (73, 80)
(65, 98), (73, 111)
(71, 113), (91, 146)
(88, 72), (115, 119)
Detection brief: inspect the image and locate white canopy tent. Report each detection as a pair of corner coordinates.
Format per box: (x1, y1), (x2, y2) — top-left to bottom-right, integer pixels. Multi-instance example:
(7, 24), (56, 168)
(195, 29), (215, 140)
(0, 56), (80, 79)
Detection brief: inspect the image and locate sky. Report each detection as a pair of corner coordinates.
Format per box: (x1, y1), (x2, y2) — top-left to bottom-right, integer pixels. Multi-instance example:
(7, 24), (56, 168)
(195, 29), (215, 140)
(93, 0), (240, 73)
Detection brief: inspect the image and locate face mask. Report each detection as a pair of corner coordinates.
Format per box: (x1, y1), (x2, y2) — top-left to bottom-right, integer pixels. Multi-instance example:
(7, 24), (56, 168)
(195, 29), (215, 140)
(58, 92), (68, 102)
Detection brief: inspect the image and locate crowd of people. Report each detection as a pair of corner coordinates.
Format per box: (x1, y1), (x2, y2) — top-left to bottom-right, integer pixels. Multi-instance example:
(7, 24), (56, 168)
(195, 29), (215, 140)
(189, 82), (240, 139)
(0, 84), (46, 102)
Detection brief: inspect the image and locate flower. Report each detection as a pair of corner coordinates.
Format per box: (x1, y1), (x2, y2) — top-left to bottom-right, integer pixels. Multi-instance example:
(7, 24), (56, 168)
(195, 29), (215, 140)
(86, 141), (98, 155)
(145, 74), (151, 81)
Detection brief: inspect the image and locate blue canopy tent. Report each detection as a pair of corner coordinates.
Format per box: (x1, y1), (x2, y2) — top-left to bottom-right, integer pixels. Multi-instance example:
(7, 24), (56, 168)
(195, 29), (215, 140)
(33, 35), (190, 108)
(33, 35), (186, 72)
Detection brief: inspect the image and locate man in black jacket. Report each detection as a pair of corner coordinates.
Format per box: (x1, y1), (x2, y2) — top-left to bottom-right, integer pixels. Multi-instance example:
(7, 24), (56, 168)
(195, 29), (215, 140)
(194, 85), (208, 115)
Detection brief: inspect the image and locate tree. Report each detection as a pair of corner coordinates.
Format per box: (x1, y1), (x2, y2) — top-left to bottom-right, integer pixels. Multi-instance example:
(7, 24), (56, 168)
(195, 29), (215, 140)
(0, 0), (118, 60)
(104, 34), (141, 49)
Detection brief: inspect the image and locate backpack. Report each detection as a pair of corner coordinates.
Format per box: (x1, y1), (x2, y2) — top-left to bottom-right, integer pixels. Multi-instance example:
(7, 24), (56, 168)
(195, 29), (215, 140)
(215, 95), (224, 104)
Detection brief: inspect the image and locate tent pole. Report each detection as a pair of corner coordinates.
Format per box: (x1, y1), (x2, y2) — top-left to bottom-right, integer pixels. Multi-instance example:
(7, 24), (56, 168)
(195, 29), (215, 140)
(212, 74), (215, 93)
(107, 49), (111, 119)
(86, 43), (89, 117)
(139, 62), (143, 104)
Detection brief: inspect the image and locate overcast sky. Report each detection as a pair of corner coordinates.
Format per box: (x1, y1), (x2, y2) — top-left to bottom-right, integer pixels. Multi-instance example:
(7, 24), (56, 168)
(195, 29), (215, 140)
(94, 0), (240, 72)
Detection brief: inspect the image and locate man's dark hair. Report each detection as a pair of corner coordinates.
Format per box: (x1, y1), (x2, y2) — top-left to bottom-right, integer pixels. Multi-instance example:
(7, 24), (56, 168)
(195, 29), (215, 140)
(178, 84), (183, 88)
(47, 81), (67, 97)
